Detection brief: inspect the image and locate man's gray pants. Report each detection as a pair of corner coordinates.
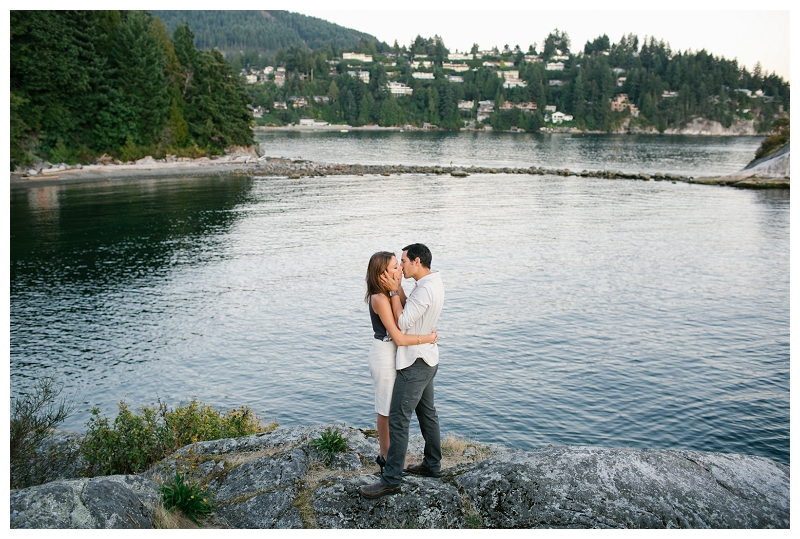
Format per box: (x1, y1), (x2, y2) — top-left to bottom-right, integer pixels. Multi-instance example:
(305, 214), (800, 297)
(380, 358), (441, 488)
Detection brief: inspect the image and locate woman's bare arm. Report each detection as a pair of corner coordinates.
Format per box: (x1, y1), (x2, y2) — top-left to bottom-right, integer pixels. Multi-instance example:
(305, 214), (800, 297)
(372, 294), (436, 346)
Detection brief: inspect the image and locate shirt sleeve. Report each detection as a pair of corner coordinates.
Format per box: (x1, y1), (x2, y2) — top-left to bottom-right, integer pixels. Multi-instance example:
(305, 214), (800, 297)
(397, 285), (431, 331)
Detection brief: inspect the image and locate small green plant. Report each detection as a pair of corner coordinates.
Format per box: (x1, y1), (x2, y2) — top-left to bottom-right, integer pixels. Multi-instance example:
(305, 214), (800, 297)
(10, 377), (74, 489)
(311, 426), (348, 465)
(160, 471), (214, 525)
(467, 513), (482, 528)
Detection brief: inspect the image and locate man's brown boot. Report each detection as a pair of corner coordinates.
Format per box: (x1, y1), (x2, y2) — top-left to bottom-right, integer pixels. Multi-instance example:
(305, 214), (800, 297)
(360, 481), (401, 499)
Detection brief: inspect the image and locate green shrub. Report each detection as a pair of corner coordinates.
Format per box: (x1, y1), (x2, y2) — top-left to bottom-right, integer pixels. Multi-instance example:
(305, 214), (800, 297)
(10, 377), (74, 489)
(311, 426), (348, 465)
(80, 398), (271, 476)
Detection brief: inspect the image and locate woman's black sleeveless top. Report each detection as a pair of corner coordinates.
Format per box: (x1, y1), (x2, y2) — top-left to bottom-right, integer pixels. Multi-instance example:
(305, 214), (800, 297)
(368, 297), (391, 341)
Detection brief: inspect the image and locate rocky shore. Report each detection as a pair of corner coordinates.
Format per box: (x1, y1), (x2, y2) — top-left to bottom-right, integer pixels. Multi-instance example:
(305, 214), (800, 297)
(9, 153), (789, 191)
(10, 425), (790, 529)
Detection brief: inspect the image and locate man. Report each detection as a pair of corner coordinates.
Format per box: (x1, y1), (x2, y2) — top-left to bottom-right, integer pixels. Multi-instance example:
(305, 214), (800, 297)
(360, 243), (445, 498)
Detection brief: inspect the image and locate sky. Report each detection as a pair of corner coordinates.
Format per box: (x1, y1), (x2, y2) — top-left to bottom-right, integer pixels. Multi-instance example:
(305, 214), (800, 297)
(296, 2), (792, 81)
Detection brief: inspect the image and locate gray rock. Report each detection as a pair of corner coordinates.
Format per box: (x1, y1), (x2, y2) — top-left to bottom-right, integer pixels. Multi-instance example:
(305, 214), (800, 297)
(213, 447), (309, 503)
(452, 446), (789, 529)
(216, 486), (302, 528)
(312, 474), (468, 529)
(10, 475), (159, 529)
(330, 451), (363, 471)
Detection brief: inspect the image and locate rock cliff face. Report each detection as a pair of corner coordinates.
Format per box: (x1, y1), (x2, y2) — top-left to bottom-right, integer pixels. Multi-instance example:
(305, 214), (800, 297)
(663, 117), (760, 136)
(9, 425), (790, 529)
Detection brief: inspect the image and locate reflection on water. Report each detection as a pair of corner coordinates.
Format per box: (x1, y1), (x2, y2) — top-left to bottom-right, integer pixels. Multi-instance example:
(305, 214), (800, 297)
(9, 145), (788, 466)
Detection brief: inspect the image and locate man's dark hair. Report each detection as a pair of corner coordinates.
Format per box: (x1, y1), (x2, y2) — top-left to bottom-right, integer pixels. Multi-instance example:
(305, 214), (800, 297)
(402, 243), (432, 269)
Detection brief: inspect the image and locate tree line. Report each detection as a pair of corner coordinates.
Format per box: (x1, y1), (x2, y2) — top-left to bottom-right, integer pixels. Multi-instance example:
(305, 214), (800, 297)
(10, 11), (254, 170)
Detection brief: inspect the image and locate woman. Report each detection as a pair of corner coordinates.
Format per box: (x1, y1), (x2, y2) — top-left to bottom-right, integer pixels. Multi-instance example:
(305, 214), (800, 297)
(365, 251), (437, 475)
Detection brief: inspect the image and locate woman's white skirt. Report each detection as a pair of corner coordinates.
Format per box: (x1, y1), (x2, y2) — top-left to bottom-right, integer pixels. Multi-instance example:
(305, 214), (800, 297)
(368, 339), (397, 416)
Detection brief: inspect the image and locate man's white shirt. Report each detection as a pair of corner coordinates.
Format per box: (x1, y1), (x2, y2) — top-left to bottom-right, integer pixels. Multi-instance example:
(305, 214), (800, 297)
(396, 271), (444, 370)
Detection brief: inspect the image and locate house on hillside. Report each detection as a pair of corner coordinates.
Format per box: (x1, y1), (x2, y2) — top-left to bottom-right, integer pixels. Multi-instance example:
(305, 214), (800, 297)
(387, 81), (413, 96)
(551, 111), (573, 123)
(546, 62), (565, 71)
(443, 62), (469, 72)
(412, 72), (435, 80)
(290, 97), (308, 108)
(342, 52), (372, 62)
(347, 71), (370, 83)
(447, 75), (464, 83)
(299, 117), (329, 127)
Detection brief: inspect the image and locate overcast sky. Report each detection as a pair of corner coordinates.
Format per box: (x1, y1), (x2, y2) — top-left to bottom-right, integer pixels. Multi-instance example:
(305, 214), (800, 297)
(297, 2), (791, 81)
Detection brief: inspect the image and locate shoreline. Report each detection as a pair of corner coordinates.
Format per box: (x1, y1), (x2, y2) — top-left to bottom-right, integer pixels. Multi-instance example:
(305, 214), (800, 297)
(10, 158), (789, 191)
(255, 119), (769, 137)
(11, 424), (791, 529)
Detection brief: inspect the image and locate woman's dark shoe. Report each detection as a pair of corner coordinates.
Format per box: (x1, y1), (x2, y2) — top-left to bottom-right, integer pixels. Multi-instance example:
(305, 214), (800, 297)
(375, 455), (386, 476)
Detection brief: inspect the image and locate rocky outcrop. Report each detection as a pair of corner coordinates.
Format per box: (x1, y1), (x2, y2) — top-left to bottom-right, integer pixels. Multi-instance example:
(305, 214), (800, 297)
(692, 143), (789, 188)
(11, 424), (789, 529)
(10, 475), (160, 529)
(664, 117), (760, 136)
(452, 447), (789, 528)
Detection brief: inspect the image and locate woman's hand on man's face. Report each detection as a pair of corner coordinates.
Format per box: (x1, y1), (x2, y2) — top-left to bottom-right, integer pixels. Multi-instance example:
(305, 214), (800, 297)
(379, 270), (401, 291)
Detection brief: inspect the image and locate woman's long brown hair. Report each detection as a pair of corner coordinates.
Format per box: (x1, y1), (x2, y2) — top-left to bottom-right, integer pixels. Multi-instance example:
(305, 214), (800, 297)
(365, 251), (395, 303)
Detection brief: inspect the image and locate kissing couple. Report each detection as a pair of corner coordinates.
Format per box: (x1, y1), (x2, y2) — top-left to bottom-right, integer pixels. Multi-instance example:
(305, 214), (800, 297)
(360, 243), (445, 498)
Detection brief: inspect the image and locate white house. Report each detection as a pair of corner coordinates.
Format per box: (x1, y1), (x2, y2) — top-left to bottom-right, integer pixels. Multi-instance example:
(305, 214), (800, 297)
(244, 74), (257, 84)
(544, 105), (557, 112)
(412, 72), (435, 80)
(299, 117), (330, 127)
(503, 79), (527, 88)
(458, 100), (475, 111)
(347, 71), (370, 83)
(524, 55), (543, 63)
(442, 62), (469, 72)
(551, 111), (574, 123)
(551, 55), (569, 61)
(447, 75), (464, 83)
(343, 52), (372, 62)
(263, 66), (274, 75)
(273, 101), (288, 110)
(448, 52), (472, 60)
(477, 100), (494, 121)
(387, 81), (413, 96)
(546, 62), (565, 71)
(548, 80), (565, 87)
(502, 70), (520, 80)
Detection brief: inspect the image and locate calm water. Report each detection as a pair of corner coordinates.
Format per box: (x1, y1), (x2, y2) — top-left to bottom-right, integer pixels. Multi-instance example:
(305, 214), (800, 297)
(10, 133), (789, 465)
(256, 130), (764, 177)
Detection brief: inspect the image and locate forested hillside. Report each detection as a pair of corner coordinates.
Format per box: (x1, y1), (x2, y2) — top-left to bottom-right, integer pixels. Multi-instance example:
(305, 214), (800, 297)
(245, 32), (789, 134)
(151, 10), (381, 56)
(10, 11), (254, 169)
